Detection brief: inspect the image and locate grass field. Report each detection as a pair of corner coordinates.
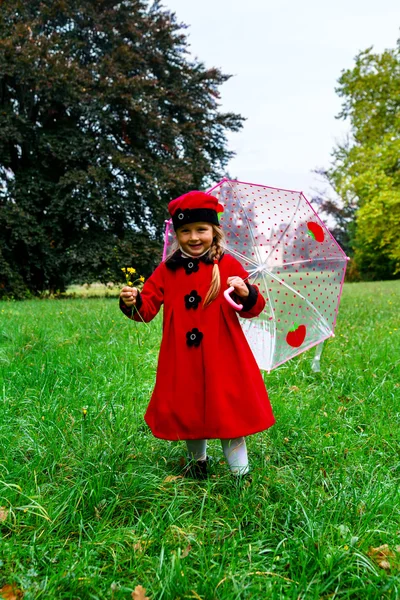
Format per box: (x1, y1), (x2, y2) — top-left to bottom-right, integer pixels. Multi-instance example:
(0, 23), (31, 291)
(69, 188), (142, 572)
(0, 281), (399, 599)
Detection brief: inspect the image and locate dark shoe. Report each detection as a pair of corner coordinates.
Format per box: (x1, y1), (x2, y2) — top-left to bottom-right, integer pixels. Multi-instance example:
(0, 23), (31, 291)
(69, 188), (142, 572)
(184, 457), (211, 480)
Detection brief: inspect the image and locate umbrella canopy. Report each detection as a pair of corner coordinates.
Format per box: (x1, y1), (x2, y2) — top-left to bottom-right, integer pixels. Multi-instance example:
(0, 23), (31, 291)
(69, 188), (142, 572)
(163, 178), (349, 371)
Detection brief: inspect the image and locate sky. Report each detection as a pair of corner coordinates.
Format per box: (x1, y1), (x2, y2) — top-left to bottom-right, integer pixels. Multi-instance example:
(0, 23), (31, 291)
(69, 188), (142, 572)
(163, 0), (399, 200)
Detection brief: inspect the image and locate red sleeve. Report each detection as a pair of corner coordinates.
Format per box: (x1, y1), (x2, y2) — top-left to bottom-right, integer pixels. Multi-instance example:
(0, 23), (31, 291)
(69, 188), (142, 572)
(119, 263), (165, 323)
(225, 254), (266, 319)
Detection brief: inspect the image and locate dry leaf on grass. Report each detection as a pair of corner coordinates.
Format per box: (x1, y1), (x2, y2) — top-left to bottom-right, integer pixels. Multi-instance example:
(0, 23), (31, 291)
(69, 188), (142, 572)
(289, 386), (300, 392)
(181, 544), (191, 558)
(0, 507), (8, 522)
(0, 584), (24, 600)
(131, 585), (149, 600)
(163, 475), (183, 482)
(367, 544), (396, 571)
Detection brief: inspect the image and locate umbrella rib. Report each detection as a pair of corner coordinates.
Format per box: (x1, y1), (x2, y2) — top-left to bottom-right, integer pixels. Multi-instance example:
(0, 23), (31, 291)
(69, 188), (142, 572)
(238, 195), (264, 267)
(258, 270), (276, 320)
(260, 271), (276, 371)
(238, 271), (276, 372)
(264, 193), (302, 263)
(225, 247), (260, 269)
(280, 257), (346, 268)
(225, 179), (264, 267)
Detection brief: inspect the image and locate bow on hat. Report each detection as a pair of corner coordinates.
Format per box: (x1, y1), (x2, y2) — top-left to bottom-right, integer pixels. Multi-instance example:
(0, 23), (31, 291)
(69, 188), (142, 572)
(168, 191), (224, 231)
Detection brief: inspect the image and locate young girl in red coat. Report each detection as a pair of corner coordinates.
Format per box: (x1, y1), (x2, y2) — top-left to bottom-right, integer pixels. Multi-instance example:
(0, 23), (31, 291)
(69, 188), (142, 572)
(120, 191), (275, 480)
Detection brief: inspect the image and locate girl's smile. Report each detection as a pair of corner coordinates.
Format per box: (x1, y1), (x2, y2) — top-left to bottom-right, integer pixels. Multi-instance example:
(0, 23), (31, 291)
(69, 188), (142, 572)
(176, 222), (214, 256)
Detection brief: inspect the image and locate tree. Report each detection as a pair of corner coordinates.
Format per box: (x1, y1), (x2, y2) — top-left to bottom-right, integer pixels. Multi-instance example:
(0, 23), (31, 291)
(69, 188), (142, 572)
(0, 0), (243, 297)
(319, 40), (400, 280)
(311, 184), (357, 259)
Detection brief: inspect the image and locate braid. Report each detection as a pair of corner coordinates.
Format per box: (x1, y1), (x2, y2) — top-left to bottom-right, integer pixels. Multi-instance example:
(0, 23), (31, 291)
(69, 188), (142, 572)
(203, 226), (225, 308)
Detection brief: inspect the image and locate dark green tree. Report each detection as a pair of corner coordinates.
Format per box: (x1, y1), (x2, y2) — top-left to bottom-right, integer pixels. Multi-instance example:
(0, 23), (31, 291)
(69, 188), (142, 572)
(0, 0), (243, 297)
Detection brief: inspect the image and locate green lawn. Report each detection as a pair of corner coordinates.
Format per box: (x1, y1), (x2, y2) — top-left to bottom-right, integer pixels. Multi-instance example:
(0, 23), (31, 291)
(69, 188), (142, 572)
(0, 281), (399, 599)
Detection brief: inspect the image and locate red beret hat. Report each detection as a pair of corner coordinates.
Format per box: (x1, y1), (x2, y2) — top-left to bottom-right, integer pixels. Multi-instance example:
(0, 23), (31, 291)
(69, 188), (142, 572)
(168, 191), (224, 231)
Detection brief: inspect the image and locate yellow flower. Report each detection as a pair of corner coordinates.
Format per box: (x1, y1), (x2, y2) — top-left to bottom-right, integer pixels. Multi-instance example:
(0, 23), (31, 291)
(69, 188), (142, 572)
(128, 281), (133, 286)
(139, 276), (145, 282)
(121, 267), (126, 272)
(127, 267), (136, 274)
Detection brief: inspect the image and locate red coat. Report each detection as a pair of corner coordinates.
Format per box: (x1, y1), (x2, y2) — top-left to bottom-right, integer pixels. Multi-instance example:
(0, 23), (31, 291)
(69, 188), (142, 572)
(120, 252), (275, 440)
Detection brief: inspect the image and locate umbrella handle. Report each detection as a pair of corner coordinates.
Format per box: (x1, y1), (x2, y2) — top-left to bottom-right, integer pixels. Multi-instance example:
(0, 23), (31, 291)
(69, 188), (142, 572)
(224, 286), (243, 311)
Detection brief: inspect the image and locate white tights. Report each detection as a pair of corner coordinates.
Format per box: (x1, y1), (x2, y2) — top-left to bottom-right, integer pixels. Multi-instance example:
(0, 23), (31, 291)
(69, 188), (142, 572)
(185, 437), (249, 475)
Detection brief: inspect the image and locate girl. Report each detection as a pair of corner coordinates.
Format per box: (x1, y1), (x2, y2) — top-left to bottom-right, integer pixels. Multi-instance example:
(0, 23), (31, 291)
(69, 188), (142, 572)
(119, 191), (275, 481)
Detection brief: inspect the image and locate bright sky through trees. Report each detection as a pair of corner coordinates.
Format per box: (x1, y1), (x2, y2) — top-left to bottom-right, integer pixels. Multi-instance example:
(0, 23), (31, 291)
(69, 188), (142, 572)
(164, 0), (400, 197)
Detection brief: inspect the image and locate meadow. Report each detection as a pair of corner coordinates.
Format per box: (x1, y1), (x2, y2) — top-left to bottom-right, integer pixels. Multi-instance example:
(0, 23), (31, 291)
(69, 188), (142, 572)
(0, 280), (399, 599)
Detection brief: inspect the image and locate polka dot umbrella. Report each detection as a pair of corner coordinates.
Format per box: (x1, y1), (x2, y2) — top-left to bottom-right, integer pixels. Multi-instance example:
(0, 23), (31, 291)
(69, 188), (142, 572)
(163, 178), (349, 372)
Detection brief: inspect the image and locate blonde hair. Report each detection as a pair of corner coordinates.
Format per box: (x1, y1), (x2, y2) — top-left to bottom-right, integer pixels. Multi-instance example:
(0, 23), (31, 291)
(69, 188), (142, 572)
(166, 224), (226, 308)
(203, 225), (225, 308)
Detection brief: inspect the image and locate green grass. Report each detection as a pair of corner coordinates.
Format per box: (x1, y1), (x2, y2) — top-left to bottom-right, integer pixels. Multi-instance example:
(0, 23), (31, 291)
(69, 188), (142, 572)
(0, 281), (399, 599)
(52, 282), (121, 299)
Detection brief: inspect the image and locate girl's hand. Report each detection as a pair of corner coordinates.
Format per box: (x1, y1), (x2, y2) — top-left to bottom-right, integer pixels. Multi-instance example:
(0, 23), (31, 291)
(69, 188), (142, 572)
(120, 286), (138, 307)
(227, 277), (249, 298)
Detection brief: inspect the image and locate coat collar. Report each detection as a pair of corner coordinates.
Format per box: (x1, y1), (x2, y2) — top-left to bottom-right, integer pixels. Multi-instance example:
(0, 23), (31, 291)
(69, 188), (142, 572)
(165, 250), (225, 271)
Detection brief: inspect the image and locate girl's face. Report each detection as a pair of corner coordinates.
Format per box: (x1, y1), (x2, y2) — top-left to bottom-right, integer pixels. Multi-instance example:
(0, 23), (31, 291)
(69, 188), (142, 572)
(176, 222), (214, 256)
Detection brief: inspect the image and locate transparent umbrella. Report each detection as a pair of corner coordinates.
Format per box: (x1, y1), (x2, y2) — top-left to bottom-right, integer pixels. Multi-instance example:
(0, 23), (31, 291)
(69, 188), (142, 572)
(163, 178), (349, 372)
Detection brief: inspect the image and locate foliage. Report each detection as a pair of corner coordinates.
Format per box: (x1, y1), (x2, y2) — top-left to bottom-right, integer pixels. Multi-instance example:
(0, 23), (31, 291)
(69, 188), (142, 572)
(0, 282), (399, 597)
(318, 40), (400, 280)
(311, 189), (357, 260)
(0, 0), (243, 298)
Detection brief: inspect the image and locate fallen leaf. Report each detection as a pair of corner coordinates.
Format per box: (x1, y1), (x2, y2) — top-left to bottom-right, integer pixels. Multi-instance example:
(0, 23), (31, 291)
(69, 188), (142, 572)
(0, 507), (8, 522)
(181, 544), (191, 558)
(367, 544), (396, 571)
(338, 395), (351, 403)
(163, 475), (183, 482)
(132, 585), (149, 600)
(0, 584), (24, 599)
(289, 386), (300, 392)
(368, 544), (395, 558)
(378, 559), (391, 571)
